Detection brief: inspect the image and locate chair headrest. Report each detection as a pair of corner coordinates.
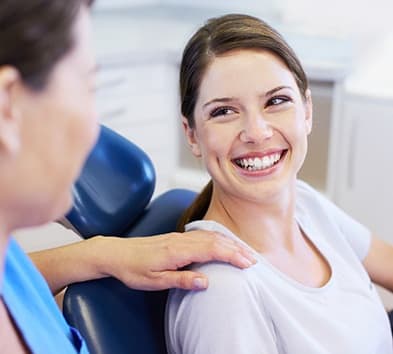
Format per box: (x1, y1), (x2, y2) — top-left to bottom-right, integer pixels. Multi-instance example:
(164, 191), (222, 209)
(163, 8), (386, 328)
(65, 125), (156, 238)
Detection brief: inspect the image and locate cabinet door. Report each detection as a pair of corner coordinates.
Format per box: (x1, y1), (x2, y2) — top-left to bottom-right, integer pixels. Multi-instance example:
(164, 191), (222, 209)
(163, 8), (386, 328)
(335, 98), (393, 243)
(95, 59), (179, 195)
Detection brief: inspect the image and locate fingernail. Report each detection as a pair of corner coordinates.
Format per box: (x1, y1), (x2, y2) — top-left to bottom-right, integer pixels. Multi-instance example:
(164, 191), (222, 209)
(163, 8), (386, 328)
(239, 254), (257, 267)
(193, 277), (208, 289)
(249, 254), (258, 264)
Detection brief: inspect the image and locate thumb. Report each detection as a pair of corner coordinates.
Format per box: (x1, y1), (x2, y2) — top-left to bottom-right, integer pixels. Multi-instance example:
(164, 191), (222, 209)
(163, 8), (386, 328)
(159, 270), (209, 290)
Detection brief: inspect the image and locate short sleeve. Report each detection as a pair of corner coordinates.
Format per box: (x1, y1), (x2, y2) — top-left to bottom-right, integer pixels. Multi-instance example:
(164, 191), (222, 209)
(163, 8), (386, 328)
(166, 262), (279, 354)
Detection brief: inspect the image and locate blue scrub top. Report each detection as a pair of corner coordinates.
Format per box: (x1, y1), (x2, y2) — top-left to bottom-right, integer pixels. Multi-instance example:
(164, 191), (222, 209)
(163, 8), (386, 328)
(1, 238), (89, 353)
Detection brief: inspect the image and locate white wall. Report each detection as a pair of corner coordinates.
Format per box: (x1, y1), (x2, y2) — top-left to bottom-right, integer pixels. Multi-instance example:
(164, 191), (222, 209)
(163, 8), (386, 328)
(282, 0), (393, 52)
(93, 0), (393, 61)
(95, 0), (157, 9)
(94, 0), (393, 50)
(161, 0), (283, 19)
(14, 223), (81, 253)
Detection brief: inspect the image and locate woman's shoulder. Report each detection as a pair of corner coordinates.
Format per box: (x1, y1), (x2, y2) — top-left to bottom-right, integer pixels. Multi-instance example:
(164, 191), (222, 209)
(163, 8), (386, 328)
(168, 260), (260, 316)
(166, 261), (274, 354)
(296, 179), (323, 200)
(196, 259), (254, 287)
(295, 179), (334, 216)
(167, 260), (264, 338)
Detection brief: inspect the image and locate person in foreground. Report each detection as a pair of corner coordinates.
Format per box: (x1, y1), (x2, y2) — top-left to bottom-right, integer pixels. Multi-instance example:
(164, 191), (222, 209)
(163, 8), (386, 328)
(0, 2), (257, 352)
(166, 13), (393, 354)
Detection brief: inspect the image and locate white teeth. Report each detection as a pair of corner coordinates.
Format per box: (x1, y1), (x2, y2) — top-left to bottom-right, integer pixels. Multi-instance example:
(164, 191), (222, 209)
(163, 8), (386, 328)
(254, 158), (262, 169)
(262, 156), (270, 168)
(236, 152), (281, 171)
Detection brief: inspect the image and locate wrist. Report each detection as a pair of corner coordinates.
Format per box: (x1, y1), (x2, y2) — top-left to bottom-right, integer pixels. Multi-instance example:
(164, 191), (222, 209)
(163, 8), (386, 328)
(87, 235), (121, 279)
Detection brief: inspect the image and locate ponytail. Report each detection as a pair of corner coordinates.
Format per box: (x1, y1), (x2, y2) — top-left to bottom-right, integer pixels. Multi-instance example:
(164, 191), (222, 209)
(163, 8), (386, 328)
(177, 180), (213, 231)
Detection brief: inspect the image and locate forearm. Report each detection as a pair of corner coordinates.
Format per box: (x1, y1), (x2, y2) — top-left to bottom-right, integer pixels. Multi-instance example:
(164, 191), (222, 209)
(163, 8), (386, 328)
(363, 235), (393, 292)
(29, 236), (109, 295)
(29, 230), (256, 294)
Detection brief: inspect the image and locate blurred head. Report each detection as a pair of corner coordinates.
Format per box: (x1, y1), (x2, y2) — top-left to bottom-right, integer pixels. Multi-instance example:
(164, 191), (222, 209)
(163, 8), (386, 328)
(0, 0), (95, 90)
(0, 0), (98, 230)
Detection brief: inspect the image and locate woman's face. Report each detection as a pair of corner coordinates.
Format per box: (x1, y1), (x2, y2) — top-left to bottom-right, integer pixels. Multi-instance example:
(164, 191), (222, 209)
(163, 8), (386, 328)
(8, 7), (99, 226)
(184, 49), (312, 203)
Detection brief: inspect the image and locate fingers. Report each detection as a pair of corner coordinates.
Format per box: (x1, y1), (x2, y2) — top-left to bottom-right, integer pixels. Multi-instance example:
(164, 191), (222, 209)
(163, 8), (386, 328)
(213, 234), (257, 268)
(112, 231), (257, 291)
(155, 270), (209, 291)
(180, 230), (257, 269)
(230, 250), (257, 269)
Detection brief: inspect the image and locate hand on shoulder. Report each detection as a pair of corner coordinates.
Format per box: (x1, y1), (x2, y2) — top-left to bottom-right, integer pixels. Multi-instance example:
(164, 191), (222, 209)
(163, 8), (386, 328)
(96, 230), (257, 291)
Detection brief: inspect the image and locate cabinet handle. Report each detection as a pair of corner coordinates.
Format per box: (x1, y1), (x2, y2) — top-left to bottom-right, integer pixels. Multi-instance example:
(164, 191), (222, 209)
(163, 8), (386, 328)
(347, 117), (358, 190)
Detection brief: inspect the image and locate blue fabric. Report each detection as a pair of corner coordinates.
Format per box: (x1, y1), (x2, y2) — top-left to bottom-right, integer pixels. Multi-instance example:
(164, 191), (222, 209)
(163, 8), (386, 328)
(1, 238), (89, 353)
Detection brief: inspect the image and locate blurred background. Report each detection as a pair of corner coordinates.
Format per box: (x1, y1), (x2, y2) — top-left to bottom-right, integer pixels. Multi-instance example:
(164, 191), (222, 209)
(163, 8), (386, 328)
(15, 0), (393, 305)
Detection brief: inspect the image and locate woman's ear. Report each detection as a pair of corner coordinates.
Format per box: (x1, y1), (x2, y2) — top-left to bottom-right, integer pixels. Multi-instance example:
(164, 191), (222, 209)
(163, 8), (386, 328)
(304, 88), (313, 135)
(182, 116), (201, 157)
(0, 66), (21, 157)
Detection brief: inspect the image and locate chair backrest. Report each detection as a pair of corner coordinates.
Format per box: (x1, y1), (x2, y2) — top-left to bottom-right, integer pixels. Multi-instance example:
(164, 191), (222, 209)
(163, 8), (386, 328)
(63, 190), (197, 354)
(65, 124), (156, 238)
(62, 125), (197, 354)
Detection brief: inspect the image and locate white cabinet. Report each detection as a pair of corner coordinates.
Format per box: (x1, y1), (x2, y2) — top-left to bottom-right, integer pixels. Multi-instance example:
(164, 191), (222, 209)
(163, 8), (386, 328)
(334, 96), (393, 243)
(335, 30), (393, 243)
(95, 55), (179, 195)
(91, 8), (184, 195)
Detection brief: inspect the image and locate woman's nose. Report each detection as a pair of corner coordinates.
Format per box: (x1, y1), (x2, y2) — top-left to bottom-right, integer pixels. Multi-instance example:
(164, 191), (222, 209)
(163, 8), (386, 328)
(239, 113), (273, 143)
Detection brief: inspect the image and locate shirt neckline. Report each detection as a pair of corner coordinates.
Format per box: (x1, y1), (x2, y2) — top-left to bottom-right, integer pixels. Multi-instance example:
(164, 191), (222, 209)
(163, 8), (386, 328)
(186, 219), (335, 293)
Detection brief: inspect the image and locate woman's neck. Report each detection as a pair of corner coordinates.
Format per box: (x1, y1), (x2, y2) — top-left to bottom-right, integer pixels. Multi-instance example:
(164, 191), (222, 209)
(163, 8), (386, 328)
(204, 184), (299, 253)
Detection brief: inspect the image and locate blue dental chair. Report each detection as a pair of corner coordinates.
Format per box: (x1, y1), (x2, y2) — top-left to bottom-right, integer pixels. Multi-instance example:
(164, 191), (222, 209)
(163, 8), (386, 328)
(62, 125), (197, 354)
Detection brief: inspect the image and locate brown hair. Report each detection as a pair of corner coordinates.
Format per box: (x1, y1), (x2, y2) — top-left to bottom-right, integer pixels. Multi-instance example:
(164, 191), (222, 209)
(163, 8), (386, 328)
(178, 14), (308, 231)
(0, 0), (94, 90)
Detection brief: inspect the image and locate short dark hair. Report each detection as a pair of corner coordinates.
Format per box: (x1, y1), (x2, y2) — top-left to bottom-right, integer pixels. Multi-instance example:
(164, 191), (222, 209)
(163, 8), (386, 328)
(0, 0), (94, 90)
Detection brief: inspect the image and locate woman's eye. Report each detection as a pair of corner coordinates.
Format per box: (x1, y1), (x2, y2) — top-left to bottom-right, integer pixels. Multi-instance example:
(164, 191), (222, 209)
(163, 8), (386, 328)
(266, 96), (290, 107)
(210, 107), (236, 118)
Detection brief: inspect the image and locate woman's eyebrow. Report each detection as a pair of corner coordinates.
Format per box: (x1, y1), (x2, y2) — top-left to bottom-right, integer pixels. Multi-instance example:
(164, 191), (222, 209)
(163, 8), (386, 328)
(203, 97), (236, 109)
(265, 85), (293, 97)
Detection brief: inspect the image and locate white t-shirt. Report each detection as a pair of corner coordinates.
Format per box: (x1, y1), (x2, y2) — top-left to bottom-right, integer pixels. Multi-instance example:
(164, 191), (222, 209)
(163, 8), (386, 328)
(166, 180), (393, 354)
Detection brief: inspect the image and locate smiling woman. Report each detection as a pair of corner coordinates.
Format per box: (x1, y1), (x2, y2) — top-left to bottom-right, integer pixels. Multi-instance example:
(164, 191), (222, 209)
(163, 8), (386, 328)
(183, 50), (312, 209)
(166, 14), (393, 354)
